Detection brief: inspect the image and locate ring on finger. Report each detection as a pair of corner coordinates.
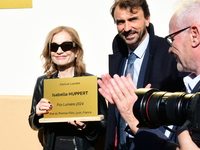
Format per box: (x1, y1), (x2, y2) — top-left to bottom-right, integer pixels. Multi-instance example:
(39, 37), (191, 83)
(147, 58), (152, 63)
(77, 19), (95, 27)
(77, 128), (82, 131)
(77, 124), (86, 131)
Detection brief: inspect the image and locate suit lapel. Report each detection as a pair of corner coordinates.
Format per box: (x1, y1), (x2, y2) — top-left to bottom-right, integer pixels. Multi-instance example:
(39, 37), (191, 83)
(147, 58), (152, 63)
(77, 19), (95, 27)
(137, 44), (150, 88)
(109, 53), (125, 77)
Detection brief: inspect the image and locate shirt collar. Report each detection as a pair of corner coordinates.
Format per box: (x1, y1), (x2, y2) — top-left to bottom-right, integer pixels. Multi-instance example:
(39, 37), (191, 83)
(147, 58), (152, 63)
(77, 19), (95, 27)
(183, 73), (200, 93)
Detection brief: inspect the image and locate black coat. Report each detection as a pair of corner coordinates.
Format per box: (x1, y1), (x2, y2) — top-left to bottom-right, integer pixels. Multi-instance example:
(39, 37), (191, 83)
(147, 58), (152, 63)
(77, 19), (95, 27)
(105, 23), (188, 150)
(29, 72), (107, 150)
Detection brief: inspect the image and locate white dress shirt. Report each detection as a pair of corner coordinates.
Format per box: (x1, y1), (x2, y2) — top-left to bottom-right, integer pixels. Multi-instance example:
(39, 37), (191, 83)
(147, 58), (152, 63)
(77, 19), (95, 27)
(123, 33), (149, 86)
(184, 73), (200, 93)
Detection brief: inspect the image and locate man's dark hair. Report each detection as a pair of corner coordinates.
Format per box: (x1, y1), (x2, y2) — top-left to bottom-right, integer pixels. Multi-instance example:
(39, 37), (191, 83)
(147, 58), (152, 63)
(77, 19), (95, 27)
(110, 0), (150, 21)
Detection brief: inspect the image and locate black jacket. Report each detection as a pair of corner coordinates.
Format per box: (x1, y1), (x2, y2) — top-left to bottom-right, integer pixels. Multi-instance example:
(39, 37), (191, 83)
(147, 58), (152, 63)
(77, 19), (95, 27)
(105, 23), (188, 150)
(29, 72), (107, 150)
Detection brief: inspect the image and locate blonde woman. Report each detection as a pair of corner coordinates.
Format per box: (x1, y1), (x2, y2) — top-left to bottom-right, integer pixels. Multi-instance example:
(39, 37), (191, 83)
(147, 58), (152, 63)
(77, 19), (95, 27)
(29, 26), (107, 150)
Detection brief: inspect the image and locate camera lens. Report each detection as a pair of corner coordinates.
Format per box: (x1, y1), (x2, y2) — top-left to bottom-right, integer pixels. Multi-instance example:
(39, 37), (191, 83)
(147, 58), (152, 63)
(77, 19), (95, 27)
(133, 88), (199, 128)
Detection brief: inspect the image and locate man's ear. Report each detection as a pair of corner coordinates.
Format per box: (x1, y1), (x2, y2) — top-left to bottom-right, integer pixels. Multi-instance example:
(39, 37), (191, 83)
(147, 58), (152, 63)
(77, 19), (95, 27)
(145, 15), (150, 27)
(190, 24), (200, 48)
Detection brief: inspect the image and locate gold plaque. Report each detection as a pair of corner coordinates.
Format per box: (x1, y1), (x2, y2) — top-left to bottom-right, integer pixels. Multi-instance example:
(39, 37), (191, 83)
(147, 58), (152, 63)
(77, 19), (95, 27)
(39, 76), (101, 123)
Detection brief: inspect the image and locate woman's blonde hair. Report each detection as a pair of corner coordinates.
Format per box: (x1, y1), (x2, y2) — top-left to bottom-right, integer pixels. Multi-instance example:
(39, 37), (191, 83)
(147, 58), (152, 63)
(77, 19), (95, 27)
(41, 26), (86, 78)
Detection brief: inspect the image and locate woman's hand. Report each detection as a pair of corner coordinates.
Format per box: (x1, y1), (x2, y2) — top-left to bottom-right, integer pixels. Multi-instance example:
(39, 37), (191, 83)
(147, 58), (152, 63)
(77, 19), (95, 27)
(68, 120), (87, 131)
(36, 98), (53, 116)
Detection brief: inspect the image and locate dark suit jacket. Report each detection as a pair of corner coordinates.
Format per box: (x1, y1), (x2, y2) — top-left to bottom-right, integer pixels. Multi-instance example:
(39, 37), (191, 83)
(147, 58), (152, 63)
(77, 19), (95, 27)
(105, 23), (188, 150)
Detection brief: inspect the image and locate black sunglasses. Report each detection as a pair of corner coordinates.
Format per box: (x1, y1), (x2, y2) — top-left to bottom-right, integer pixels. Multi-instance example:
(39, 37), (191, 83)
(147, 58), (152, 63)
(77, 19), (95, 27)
(50, 42), (76, 52)
(165, 26), (190, 46)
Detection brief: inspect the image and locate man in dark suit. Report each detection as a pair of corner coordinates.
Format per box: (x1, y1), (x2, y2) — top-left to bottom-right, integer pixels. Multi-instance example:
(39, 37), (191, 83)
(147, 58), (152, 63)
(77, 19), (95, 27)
(98, 0), (200, 149)
(100, 0), (187, 149)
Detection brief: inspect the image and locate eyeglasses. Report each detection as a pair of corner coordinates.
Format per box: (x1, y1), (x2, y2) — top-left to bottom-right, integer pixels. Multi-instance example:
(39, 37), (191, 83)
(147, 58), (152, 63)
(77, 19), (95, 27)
(50, 42), (76, 52)
(165, 26), (190, 46)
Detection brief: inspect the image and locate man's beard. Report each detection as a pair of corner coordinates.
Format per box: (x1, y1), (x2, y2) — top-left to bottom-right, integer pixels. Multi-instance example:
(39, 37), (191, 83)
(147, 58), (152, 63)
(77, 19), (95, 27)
(119, 28), (147, 47)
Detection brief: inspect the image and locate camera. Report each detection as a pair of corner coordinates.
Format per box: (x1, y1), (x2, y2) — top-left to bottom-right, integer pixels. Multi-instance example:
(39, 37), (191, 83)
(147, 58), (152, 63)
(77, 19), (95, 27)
(133, 88), (200, 146)
(134, 88), (200, 130)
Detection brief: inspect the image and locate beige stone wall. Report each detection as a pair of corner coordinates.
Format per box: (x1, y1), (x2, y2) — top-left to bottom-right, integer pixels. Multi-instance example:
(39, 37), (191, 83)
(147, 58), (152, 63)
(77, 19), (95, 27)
(0, 95), (42, 150)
